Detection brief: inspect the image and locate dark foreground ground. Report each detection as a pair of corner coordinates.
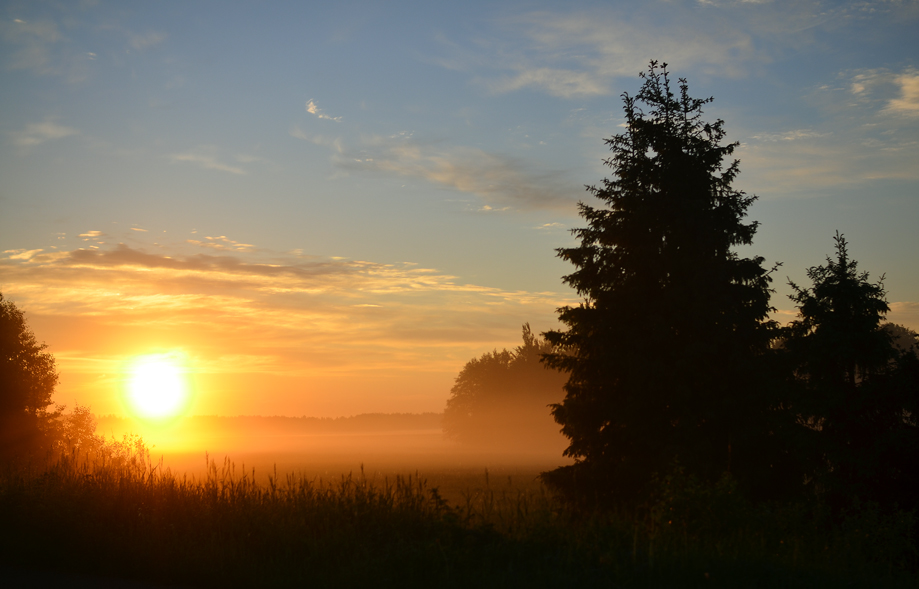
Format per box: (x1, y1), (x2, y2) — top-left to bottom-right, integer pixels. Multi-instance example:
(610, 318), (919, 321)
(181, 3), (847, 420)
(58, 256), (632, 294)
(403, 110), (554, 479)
(2, 431), (916, 588)
(0, 567), (187, 589)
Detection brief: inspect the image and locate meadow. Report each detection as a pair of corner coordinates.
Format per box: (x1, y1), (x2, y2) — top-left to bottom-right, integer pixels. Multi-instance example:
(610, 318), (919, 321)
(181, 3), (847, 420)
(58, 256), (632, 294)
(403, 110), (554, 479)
(1, 428), (916, 588)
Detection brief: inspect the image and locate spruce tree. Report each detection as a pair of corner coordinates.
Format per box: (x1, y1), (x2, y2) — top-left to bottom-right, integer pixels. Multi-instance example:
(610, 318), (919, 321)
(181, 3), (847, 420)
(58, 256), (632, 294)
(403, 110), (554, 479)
(542, 62), (778, 504)
(785, 233), (918, 508)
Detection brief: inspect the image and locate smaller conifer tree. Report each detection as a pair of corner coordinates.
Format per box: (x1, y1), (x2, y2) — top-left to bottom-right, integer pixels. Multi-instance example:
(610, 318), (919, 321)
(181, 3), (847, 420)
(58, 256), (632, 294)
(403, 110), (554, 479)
(785, 233), (917, 507)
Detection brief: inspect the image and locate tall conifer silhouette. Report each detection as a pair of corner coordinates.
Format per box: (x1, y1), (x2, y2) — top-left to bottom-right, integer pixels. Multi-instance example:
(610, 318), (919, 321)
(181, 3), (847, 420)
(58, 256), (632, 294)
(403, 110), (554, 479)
(542, 62), (777, 504)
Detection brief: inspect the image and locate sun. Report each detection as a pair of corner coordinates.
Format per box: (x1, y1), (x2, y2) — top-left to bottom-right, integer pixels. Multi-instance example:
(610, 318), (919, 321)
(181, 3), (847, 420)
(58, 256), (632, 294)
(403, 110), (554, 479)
(125, 353), (191, 421)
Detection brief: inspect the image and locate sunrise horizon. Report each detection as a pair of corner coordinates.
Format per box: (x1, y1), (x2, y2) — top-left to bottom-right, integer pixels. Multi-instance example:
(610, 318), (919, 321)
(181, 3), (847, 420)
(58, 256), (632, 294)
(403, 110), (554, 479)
(3, 0), (918, 420)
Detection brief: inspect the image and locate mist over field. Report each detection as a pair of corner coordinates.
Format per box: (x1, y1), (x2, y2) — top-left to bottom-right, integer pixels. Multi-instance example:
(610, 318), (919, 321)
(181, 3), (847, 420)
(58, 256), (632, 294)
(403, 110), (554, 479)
(94, 413), (572, 499)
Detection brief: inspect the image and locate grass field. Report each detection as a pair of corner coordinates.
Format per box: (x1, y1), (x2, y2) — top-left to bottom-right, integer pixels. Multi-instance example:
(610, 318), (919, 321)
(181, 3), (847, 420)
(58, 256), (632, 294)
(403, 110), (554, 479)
(1, 435), (917, 589)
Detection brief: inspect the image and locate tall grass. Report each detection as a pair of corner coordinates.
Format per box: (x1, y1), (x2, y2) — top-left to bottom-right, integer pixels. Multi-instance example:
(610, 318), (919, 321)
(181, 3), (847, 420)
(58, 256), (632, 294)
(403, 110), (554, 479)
(1, 447), (916, 588)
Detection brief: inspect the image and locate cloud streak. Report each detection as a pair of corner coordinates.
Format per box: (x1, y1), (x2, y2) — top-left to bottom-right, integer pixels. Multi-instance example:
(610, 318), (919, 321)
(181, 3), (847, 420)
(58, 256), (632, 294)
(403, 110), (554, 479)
(343, 139), (577, 211)
(292, 131), (578, 211)
(436, 2), (919, 100)
(166, 148), (247, 175)
(129, 31), (167, 51)
(187, 236), (255, 252)
(885, 71), (919, 117)
(12, 119), (79, 147)
(0, 18), (62, 74)
(435, 7), (766, 99)
(736, 66), (919, 195)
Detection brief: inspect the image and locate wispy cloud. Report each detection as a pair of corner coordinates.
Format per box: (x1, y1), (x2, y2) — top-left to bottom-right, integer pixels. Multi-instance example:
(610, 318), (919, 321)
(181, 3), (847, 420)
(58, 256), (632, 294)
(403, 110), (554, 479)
(289, 125), (341, 151)
(305, 99), (342, 122)
(342, 139), (576, 210)
(749, 129), (831, 142)
(0, 18), (61, 74)
(486, 66), (609, 99)
(0, 16), (96, 82)
(11, 119), (79, 147)
(841, 67), (919, 118)
(885, 71), (919, 117)
(736, 66), (919, 195)
(129, 31), (167, 51)
(166, 147), (247, 175)
(434, 7), (765, 99)
(436, 2), (918, 100)
(1, 8), (170, 82)
(3, 249), (43, 260)
(737, 134), (919, 196)
(187, 236), (255, 252)
(292, 131), (578, 211)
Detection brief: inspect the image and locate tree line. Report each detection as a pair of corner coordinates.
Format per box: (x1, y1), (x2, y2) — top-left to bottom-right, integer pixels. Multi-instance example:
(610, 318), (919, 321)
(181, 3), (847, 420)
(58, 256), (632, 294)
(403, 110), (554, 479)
(445, 62), (919, 511)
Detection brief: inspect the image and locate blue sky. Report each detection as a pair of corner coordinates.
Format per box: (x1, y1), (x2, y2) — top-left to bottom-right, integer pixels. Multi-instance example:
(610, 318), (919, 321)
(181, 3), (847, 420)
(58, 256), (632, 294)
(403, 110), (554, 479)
(1, 0), (917, 417)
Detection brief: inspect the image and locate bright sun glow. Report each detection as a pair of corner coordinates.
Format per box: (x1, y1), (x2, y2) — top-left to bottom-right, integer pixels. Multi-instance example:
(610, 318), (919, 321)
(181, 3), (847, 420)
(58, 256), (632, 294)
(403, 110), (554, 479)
(126, 354), (190, 420)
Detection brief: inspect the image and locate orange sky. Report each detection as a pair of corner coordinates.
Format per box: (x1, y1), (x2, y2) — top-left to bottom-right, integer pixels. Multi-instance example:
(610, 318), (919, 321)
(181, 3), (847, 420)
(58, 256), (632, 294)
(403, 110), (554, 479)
(3, 236), (573, 417)
(6, 237), (917, 419)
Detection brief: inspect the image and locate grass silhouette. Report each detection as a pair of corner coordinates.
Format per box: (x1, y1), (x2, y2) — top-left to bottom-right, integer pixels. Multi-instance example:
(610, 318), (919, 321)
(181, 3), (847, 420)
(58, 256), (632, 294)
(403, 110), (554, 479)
(1, 444), (916, 588)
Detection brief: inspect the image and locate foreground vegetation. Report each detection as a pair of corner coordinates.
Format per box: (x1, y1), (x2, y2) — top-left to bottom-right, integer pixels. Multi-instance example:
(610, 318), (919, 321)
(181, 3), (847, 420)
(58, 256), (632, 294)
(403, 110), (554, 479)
(1, 446), (916, 588)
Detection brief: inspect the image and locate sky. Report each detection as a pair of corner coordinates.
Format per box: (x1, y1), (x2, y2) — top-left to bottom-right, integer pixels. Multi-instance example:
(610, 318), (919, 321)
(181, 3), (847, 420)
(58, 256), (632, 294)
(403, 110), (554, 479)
(1, 0), (917, 419)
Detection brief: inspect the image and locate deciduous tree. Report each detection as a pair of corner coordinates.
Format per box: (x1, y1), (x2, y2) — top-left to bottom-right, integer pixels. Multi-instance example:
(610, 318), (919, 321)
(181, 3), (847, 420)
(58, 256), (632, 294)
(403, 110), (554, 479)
(444, 325), (567, 451)
(0, 293), (61, 460)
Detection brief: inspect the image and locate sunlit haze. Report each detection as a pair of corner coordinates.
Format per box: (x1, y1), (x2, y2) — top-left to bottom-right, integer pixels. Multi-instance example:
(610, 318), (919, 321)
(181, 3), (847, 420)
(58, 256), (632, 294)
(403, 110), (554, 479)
(1, 1), (917, 419)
